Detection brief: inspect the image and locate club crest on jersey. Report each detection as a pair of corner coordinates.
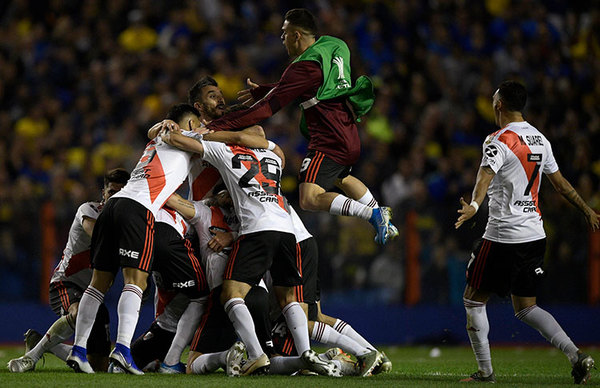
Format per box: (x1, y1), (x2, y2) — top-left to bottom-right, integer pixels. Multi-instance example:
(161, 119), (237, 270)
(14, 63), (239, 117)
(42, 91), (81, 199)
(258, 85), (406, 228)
(484, 145), (498, 157)
(119, 248), (139, 259)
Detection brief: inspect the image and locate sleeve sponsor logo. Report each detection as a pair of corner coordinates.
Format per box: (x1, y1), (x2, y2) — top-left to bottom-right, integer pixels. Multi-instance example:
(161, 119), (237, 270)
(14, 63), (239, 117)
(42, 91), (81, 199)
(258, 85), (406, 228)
(484, 145), (498, 157)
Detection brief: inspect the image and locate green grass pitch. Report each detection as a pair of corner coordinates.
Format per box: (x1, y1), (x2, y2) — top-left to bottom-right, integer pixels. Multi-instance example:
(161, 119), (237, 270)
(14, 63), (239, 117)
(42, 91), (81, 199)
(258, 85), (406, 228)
(0, 345), (597, 387)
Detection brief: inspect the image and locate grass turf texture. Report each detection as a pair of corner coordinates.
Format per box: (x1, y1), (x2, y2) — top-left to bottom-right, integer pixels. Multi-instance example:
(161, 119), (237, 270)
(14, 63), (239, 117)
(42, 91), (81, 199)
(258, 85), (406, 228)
(0, 345), (597, 387)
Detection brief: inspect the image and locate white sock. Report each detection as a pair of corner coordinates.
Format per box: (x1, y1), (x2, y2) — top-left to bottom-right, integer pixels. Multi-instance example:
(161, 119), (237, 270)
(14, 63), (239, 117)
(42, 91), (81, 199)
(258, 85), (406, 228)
(163, 299), (206, 366)
(311, 321), (369, 357)
(357, 189), (379, 208)
(516, 304), (579, 365)
(224, 298), (263, 359)
(27, 315), (74, 362)
(464, 298), (493, 376)
(333, 319), (375, 351)
(329, 195), (372, 220)
(49, 344), (71, 361)
(115, 284), (143, 348)
(73, 286), (104, 348)
(190, 350), (227, 374)
(269, 355), (305, 375)
(282, 302), (310, 354)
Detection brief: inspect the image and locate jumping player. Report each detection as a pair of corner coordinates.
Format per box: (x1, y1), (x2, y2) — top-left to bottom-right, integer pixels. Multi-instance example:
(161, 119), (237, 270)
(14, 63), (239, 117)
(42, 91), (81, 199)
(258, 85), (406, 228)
(206, 8), (398, 245)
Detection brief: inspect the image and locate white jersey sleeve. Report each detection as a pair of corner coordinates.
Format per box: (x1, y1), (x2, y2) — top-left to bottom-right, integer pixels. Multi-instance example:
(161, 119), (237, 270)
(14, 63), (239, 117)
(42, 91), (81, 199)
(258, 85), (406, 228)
(200, 140), (293, 235)
(481, 121), (557, 243)
(50, 201), (100, 289)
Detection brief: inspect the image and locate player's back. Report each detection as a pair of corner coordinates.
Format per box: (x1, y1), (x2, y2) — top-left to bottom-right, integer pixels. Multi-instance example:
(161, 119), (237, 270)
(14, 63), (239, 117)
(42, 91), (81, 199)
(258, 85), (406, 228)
(481, 121), (559, 243)
(199, 140), (293, 236)
(112, 133), (197, 215)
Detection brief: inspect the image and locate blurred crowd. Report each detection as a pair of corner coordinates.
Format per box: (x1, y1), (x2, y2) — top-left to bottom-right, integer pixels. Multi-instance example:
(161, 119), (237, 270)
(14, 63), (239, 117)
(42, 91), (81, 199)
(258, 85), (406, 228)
(1, 0), (599, 305)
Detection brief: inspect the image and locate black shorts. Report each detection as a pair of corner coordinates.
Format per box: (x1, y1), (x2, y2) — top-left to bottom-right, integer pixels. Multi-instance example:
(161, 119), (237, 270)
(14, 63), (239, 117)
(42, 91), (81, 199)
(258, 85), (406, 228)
(294, 237), (320, 305)
(91, 198), (155, 274)
(49, 281), (83, 316)
(298, 150), (352, 190)
(49, 281), (110, 356)
(152, 223), (209, 299)
(466, 238), (546, 297)
(131, 321), (176, 370)
(224, 231), (300, 287)
(189, 288), (237, 354)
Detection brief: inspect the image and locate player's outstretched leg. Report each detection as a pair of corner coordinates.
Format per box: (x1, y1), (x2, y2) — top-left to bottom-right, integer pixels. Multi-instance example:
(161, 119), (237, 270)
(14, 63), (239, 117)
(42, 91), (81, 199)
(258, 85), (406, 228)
(462, 298), (494, 382)
(571, 353), (594, 385)
(515, 303), (594, 385)
(301, 349), (341, 377)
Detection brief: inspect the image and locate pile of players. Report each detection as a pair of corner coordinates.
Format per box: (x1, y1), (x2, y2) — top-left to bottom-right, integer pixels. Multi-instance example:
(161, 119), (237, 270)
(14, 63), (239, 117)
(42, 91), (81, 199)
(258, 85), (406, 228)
(7, 64), (397, 377)
(8, 9), (598, 384)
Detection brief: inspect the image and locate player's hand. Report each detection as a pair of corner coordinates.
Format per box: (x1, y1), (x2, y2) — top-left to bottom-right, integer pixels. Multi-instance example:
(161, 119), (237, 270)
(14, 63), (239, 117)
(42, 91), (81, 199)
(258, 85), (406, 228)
(585, 209), (600, 232)
(237, 78), (259, 106)
(161, 119), (180, 133)
(455, 197), (477, 229)
(147, 121), (164, 139)
(207, 231), (234, 252)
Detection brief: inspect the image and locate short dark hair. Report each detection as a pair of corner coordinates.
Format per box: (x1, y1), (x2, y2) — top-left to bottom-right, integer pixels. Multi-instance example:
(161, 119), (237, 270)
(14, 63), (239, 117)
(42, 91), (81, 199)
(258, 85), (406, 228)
(188, 76), (218, 105)
(104, 168), (130, 186)
(497, 80), (527, 112)
(165, 103), (200, 123)
(284, 8), (318, 36)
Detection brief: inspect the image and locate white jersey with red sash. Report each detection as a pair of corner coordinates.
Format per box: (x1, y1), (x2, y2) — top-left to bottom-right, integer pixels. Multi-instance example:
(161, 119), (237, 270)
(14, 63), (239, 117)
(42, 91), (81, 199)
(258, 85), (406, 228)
(199, 140), (293, 235)
(187, 159), (222, 201)
(112, 131), (199, 215)
(50, 201), (100, 290)
(190, 200), (240, 289)
(480, 121), (559, 243)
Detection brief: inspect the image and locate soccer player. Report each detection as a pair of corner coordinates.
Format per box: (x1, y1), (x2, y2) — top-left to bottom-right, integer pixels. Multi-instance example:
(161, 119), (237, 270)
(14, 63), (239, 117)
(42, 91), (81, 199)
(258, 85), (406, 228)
(205, 8), (398, 245)
(66, 104), (208, 375)
(161, 126), (340, 376)
(186, 76), (227, 201)
(269, 206), (388, 377)
(455, 81), (599, 384)
(7, 168), (130, 373)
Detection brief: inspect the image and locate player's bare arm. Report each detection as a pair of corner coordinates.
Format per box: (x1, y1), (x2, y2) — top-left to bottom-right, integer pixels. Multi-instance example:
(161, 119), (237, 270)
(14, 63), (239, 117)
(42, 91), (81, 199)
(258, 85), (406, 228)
(204, 129), (269, 149)
(81, 216), (96, 238)
(546, 170), (600, 231)
(456, 166), (495, 229)
(161, 129), (205, 156)
(165, 192), (196, 220)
